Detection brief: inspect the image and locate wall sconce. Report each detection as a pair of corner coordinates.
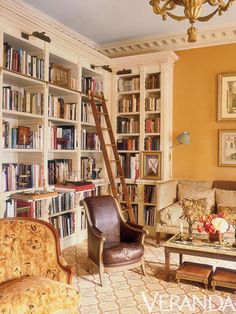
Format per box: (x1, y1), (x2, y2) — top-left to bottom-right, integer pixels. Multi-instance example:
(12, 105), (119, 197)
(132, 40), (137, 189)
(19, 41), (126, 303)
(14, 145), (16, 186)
(171, 131), (191, 148)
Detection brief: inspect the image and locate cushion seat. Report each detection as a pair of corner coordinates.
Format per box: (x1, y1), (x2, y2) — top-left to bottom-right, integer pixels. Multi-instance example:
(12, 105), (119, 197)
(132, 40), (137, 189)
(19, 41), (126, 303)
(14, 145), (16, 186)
(212, 267), (236, 285)
(176, 262), (213, 279)
(103, 242), (144, 266)
(0, 276), (80, 314)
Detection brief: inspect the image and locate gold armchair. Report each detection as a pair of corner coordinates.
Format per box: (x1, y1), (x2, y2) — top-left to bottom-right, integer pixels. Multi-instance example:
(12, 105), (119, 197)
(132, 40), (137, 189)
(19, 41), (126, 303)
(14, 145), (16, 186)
(0, 218), (80, 314)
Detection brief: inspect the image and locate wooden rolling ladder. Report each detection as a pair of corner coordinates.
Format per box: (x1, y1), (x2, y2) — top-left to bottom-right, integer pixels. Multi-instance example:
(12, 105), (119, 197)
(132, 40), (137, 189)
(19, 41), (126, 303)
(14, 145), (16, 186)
(89, 92), (135, 223)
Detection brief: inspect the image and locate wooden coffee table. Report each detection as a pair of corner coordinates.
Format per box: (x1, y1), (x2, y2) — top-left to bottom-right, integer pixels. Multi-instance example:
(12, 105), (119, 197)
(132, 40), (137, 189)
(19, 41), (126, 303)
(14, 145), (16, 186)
(164, 233), (236, 282)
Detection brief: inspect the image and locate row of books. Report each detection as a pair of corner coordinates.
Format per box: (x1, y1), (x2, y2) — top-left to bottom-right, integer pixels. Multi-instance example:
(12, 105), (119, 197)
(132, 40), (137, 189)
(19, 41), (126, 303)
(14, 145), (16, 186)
(144, 206), (156, 226)
(50, 212), (76, 239)
(48, 96), (76, 120)
(120, 203), (138, 224)
(81, 157), (96, 180)
(118, 183), (138, 203)
(117, 138), (139, 151)
(49, 125), (75, 150)
(48, 159), (72, 185)
(145, 97), (161, 112)
(117, 117), (139, 134)
(4, 42), (44, 80)
(145, 74), (160, 90)
(119, 153), (139, 180)
(144, 185), (157, 203)
(81, 129), (100, 150)
(2, 122), (43, 149)
(49, 192), (75, 215)
(118, 95), (140, 113)
(81, 76), (103, 96)
(144, 137), (160, 150)
(81, 102), (95, 124)
(2, 163), (43, 191)
(117, 77), (140, 92)
(145, 117), (161, 133)
(2, 86), (44, 115)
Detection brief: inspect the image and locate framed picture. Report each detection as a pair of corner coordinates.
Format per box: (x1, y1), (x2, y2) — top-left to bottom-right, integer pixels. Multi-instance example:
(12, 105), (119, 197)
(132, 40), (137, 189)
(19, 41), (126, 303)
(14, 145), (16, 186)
(141, 151), (161, 179)
(219, 130), (236, 167)
(218, 72), (236, 121)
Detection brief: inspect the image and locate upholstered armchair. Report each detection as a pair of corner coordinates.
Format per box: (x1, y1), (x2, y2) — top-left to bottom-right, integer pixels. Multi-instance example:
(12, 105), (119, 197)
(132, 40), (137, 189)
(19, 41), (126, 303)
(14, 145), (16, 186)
(81, 195), (147, 286)
(0, 218), (80, 314)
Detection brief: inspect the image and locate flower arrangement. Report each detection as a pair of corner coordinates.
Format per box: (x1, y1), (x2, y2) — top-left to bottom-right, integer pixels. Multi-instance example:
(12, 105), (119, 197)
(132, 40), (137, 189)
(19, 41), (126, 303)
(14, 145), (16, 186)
(197, 212), (229, 234)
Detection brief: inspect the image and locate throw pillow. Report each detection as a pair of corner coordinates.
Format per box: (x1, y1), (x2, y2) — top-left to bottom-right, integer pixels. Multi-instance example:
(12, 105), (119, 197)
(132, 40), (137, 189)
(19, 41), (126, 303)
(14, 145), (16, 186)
(178, 184), (215, 212)
(181, 198), (207, 221)
(218, 204), (236, 222)
(216, 189), (236, 207)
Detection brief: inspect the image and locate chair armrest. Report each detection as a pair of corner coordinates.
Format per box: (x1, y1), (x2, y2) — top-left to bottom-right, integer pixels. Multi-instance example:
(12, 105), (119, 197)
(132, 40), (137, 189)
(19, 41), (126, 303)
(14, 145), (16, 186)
(87, 225), (105, 266)
(121, 221), (147, 244)
(156, 180), (178, 210)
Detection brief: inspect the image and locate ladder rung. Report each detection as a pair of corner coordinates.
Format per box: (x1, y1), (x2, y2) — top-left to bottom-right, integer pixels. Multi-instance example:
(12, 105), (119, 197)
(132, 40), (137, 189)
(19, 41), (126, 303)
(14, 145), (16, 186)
(115, 176), (124, 179)
(105, 144), (116, 147)
(101, 127), (112, 131)
(109, 160), (120, 163)
(97, 112), (108, 116)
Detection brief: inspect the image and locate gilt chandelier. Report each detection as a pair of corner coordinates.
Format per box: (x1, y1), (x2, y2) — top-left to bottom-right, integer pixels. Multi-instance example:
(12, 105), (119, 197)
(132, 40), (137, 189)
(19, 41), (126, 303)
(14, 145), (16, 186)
(149, 0), (234, 42)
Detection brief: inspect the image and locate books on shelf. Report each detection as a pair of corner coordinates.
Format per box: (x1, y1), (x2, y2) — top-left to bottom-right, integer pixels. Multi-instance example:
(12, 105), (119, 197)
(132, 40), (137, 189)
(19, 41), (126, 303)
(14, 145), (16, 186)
(49, 191), (75, 215)
(10, 190), (58, 201)
(2, 163), (43, 191)
(81, 76), (103, 96)
(117, 138), (139, 151)
(2, 121), (43, 149)
(80, 129), (100, 150)
(81, 102), (95, 124)
(50, 212), (76, 238)
(48, 95), (76, 120)
(145, 96), (161, 112)
(49, 124), (75, 150)
(2, 86), (44, 114)
(144, 185), (157, 203)
(145, 117), (160, 133)
(118, 183), (138, 203)
(117, 117), (139, 134)
(144, 136), (160, 150)
(49, 63), (76, 89)
(117, 77), (140, 92)
(48, 159), (72, 185)
(81, 157), (96, 180)
(119, 153), (139, 180)
(56, 181), (95, 192)
(118, 95), (140, 113)
(144, 206), (155, 226)
(3, 42), (44, 80)
(145, 73), (160, 90)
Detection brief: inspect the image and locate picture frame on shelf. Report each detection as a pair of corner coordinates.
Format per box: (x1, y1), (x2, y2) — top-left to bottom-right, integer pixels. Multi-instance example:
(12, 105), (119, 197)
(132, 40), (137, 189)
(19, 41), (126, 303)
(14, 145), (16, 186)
(141, 151), (161, 179)
(218, 72), (236, 121)
(219, 130), (236, 166)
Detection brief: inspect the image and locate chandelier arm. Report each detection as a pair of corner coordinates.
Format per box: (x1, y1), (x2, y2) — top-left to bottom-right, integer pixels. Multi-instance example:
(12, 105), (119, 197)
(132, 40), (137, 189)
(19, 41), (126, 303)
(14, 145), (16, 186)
(197, 7), (220, 21)
(161, 0), (176, 11)
(207, 0), (223, 6)
(165, 11), (187, 21)
(219, 0), (234, 12)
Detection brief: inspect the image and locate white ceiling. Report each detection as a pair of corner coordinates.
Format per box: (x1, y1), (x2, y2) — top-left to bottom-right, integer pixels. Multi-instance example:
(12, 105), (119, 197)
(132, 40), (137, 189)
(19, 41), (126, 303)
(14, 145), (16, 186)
(23, 0), (236, 45)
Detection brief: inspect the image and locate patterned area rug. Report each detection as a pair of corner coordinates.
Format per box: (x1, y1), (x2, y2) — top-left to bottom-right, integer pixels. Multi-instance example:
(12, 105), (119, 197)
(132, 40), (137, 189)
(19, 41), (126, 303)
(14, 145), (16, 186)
(63, 239), (236, 314)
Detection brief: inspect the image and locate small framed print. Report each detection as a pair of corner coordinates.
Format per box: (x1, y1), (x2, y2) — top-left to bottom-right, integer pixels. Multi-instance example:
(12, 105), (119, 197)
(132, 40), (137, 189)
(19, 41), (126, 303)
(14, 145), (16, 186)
(219, 130), (236, 167)
(218, 72), (236, 121)
(141, 151), (161, 180)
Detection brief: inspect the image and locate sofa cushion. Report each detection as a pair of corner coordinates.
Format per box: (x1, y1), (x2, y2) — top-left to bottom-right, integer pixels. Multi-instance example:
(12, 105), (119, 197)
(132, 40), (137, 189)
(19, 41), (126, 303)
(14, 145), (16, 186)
(181, 198), (207, 221)
(216, 189), (236, 207)
(160, 202), (183, 225)
(103, 242), (144, 266)
(0, 276), (80, 314)
(178, 184), (215, 211)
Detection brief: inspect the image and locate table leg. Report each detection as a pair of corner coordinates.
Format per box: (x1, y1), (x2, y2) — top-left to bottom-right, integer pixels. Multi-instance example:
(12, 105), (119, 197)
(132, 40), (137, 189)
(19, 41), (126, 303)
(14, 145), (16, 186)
(165, 247), (170, 282)
(179, 253), (183, 265)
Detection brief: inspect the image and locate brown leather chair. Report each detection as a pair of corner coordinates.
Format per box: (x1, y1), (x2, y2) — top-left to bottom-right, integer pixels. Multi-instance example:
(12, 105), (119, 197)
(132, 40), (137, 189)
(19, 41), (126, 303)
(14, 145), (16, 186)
(81, 195), (147, 286)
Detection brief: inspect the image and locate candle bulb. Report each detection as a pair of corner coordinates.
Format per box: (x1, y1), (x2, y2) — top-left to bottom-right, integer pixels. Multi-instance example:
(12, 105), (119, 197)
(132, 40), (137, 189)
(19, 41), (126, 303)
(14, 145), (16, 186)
(180, 223), (183, 234)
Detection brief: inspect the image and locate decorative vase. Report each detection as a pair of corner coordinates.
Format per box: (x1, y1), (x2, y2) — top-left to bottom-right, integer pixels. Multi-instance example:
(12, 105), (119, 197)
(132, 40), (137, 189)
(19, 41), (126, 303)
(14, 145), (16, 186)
(209, 231), (224, 245)
(187, 223), (194, 241)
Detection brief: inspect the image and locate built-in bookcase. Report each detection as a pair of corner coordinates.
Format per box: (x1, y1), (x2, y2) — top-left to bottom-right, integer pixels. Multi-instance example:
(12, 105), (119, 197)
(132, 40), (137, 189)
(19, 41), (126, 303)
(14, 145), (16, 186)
(0, 29), (109, 248)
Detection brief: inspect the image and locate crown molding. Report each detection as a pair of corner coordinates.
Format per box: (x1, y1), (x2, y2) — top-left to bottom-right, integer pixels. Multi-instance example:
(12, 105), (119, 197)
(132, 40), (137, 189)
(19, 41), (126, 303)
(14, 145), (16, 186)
(0, 0), (109, 64)
(99, 25), (236, 58)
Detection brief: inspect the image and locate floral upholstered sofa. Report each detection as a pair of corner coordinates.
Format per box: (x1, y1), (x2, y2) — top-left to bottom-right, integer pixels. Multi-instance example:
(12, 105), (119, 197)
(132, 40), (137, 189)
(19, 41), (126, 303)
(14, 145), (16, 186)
(0, 218), (80, 314)
(156, 180), (236, 243)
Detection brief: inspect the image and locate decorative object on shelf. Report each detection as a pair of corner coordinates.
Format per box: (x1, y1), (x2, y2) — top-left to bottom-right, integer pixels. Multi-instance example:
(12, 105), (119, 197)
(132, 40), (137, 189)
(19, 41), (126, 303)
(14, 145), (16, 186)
(197, 212), (229, 245)
(141, 151), (161, 180)
(218, 72), (236, 121)
(92, 168), (102, 179)
(149, 0), (234, 43)
(182, 198), (207, 241)
(218, 129), (236, 167)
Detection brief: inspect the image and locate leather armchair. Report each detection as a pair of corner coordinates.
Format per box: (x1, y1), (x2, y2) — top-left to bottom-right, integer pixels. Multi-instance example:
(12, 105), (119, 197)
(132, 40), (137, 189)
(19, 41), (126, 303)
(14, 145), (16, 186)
(81, 195), (147, 286)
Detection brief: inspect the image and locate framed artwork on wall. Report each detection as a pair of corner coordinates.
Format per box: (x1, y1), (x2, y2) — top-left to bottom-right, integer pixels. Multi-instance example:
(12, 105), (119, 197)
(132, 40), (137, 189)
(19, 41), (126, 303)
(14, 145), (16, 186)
(141, 151), (161, 179)
(218, 72), (236, 121)
(219, 130), (236, 167)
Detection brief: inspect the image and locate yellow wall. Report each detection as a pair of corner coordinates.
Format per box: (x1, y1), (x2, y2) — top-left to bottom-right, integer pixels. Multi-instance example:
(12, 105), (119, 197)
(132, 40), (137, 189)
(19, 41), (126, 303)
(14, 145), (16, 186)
(173, 43), (236, 180)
